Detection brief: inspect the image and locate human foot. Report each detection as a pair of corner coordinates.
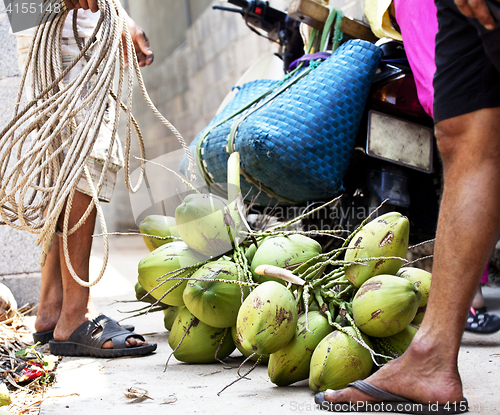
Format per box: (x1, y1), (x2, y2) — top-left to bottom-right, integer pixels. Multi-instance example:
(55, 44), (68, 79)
(318, 340), (464, 409)
(49, 315), (156, 357)
(34, 294), (62, 335)
(316, 381), (468, 414)
(33, 321), (135, 345)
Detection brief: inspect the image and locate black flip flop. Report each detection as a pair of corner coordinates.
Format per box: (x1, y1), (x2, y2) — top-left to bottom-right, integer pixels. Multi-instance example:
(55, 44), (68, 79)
(464, 306), (500, 334)
(314, 380), (468, 414)
(33, 320), (135, 345)
(48, 315), (156, 358)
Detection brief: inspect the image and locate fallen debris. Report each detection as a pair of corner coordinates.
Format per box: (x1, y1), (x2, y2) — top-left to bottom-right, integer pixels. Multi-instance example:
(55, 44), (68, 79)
(1, 306), (58, 415)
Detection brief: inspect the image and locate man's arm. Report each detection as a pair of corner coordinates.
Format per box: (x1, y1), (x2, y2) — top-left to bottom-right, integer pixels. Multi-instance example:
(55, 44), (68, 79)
(454, 0), (499, 30)
(63, 0), (153, 67)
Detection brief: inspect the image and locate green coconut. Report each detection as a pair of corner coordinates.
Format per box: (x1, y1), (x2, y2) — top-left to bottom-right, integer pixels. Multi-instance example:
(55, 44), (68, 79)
(175, 193), (244, 257)
(372, 324), (418, 363)
(168, 307), (235, 363)
(397, 267), (431, 325)
(163, 306), (178, 331)
(244, 237), (268, 263)
(230, 325), (269, 364)
(182, 260), (249, 328)
(250, 234), (323, 285)
(268, 311), (333, 386)
(309, 326), (373, 392)
(139, 215), (179, 252)
(352, 275), (422, 337)
(397, 267), (432, 307)
(345, 212), (409, 287)
(236, 281), (297, 355)
(137, 241), (206, 306)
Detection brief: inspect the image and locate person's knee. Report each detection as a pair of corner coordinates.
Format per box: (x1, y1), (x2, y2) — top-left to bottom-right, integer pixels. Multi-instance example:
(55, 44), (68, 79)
(435, 108), (500, 165)
(434, 118), (464, 163)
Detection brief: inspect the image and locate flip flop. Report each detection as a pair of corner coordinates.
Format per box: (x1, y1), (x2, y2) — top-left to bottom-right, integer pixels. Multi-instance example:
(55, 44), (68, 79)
(464, 306), (500, 334)
(33, 320), (135, 345)
(314, 380), (468, 414)
(48, 315), (156, 358)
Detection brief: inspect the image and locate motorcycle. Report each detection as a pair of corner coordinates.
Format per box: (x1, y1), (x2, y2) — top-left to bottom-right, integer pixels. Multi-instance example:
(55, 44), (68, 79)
(207, 0), (441, 247)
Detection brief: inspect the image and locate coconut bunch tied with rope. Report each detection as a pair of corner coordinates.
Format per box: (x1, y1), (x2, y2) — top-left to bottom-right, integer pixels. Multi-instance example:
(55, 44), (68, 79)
(0, 0), (196, 288)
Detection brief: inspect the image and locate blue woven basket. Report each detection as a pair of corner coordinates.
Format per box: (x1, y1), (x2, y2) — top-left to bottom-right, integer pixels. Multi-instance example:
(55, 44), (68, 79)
(182, 39), (382, 205)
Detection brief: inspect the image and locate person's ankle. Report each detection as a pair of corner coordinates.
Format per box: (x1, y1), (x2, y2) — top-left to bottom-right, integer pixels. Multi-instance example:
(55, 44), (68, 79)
(404, 334), (458, 369)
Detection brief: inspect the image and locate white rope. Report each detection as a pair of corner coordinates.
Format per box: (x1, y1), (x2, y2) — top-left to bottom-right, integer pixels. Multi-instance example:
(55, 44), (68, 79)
(0, 0), (196, 287)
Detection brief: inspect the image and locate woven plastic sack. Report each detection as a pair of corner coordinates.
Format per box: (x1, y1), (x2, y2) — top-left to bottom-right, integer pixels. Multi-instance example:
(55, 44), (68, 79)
(183, 39), (382, 205)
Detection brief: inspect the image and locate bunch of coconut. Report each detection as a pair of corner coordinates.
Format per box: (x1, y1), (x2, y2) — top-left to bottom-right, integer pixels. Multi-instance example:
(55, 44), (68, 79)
(133, 151), (433, 389)
(252, 211), (433, 392)
(134, 153), (325, 365)
(135, 219), (326, 365)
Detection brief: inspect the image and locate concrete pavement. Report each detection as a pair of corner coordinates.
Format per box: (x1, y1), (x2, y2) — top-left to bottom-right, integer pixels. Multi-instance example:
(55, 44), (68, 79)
(37, 236), (500, 415)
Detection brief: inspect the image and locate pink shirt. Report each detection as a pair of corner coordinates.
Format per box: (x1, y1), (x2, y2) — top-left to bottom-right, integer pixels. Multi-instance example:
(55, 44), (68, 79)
(393, 0), (438, 118)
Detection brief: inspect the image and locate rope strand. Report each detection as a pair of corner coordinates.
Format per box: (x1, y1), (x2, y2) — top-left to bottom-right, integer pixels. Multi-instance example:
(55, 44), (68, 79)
(0, 0), (194, 287)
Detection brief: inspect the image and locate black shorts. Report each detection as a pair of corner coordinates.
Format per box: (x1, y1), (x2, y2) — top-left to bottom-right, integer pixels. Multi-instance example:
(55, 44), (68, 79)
(433, 0), (500, 122)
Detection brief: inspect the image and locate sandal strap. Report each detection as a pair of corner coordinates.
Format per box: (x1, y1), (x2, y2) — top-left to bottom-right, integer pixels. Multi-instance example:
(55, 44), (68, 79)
(66, 315), (144, 349)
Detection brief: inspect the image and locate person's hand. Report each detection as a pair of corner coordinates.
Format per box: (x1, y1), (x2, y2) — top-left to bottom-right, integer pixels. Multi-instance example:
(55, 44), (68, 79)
(123, 16), (154, 67)
(64, 0), (99, 13)
(454, 0), (499, 30)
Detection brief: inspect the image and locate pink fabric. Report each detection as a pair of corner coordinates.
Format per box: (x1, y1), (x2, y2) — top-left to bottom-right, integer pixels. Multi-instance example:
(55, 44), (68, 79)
(481, 262), (489, 284)
(393, 0), (438, 118)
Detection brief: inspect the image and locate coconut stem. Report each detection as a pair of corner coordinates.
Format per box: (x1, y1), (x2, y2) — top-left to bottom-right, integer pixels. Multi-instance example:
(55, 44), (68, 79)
(217, 355), (262, 396)
(232, 243), (254, 301)
(135, 156), (201, 194)
(163, 276), (257, 287)
(251, 229), (346, 239)
(311, 269), (345, 288)
(303, 284), (314, 333)
(227, 152), (241, 204)
(214, 328), (233, 368)
(343, 312), (392, 366)
(274, 196), (342, 230)
(152, 279), (186, 306)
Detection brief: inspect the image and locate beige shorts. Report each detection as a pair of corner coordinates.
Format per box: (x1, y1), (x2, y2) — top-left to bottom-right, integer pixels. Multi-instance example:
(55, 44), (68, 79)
(16, 36), (124, 202)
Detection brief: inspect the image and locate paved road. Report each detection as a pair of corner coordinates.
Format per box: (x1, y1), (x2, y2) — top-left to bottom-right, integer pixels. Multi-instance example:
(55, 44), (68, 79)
(39, 236), (500, 415)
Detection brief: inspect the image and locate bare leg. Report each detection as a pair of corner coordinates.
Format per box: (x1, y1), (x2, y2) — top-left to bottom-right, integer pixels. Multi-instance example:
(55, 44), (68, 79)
(471, 283), (485, 309)
(323, 107), (500, 405)
(34, 235), (63, 334)
(53, 190), (146, 348)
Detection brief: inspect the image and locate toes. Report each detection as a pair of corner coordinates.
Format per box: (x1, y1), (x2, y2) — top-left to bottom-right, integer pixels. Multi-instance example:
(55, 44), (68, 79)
(101, 336), (148, 349)
(324, 386), (378, 404)
(102, 340), (113, 349)
(125, 337), (147, 347)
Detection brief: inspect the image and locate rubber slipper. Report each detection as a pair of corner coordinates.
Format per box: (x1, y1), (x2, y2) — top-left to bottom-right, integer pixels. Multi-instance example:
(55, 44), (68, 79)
(48, 315), (156, 358)
(32, 330), (55, 345)
(464, 306), (500, 334)
(314, 380), (468, 414)
(33, 320), (135, 345)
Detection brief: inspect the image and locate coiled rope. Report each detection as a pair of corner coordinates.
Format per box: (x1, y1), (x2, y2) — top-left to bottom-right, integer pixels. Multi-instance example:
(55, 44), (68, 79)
(0, 0), (196, 287)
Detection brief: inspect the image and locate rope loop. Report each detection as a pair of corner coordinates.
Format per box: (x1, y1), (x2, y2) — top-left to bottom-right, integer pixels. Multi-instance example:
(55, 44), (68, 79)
(0, 0), (194, 287)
